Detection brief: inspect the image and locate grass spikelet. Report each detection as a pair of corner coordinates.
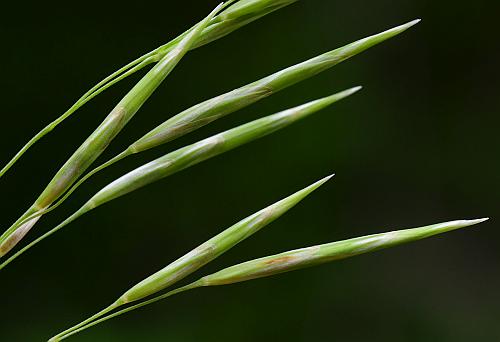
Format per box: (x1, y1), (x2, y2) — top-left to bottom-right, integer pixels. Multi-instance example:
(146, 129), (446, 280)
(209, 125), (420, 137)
(132, 19), (420, 152)
(47, 174), (332, 341)
(199, 218), (488, 285)
(50, 218), (488, 340)
(0, 88), (359, 269)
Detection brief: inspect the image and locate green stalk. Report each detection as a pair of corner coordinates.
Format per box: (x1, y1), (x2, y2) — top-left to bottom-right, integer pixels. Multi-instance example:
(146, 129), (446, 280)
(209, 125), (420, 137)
(0, 4), (222, 257)
(0, 88), (359, 269)
(0, 0), (297, 179)
(9, 19), (420, 234)
(48, 175), (332, 340)
(0, 54), (153, 180)
(51, 284), (196, 342)
(53, 218), (488, 340)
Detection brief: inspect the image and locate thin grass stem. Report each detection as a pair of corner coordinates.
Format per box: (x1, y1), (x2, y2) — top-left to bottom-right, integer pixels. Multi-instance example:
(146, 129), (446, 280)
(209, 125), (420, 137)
(0, 53), (155, 179)
(53, 283), (199, 341)
(48, 300), (124, 342)
(0, 207), (89, 271)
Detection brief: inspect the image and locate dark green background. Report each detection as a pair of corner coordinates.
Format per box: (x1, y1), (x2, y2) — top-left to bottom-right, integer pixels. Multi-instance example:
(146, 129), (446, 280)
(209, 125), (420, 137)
(1, 0), (499, 341)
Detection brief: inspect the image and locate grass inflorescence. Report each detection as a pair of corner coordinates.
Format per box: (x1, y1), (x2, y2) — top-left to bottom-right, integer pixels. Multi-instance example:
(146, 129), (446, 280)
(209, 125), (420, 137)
(0, 1), (488, 341)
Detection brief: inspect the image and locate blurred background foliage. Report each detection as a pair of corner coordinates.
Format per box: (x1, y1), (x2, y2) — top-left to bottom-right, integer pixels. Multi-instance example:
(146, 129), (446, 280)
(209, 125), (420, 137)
(0, 0), (499, 341)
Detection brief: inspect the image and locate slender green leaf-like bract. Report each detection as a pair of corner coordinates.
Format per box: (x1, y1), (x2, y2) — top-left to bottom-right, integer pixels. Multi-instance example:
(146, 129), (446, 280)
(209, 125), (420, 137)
(53, 218), (488, 340)
(0, 0), (297, 179)
(0, 3), (223, 257)
(48, 174), (332, 341)
(0, 88), (359, 269)
(9, 19), (421, 234)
